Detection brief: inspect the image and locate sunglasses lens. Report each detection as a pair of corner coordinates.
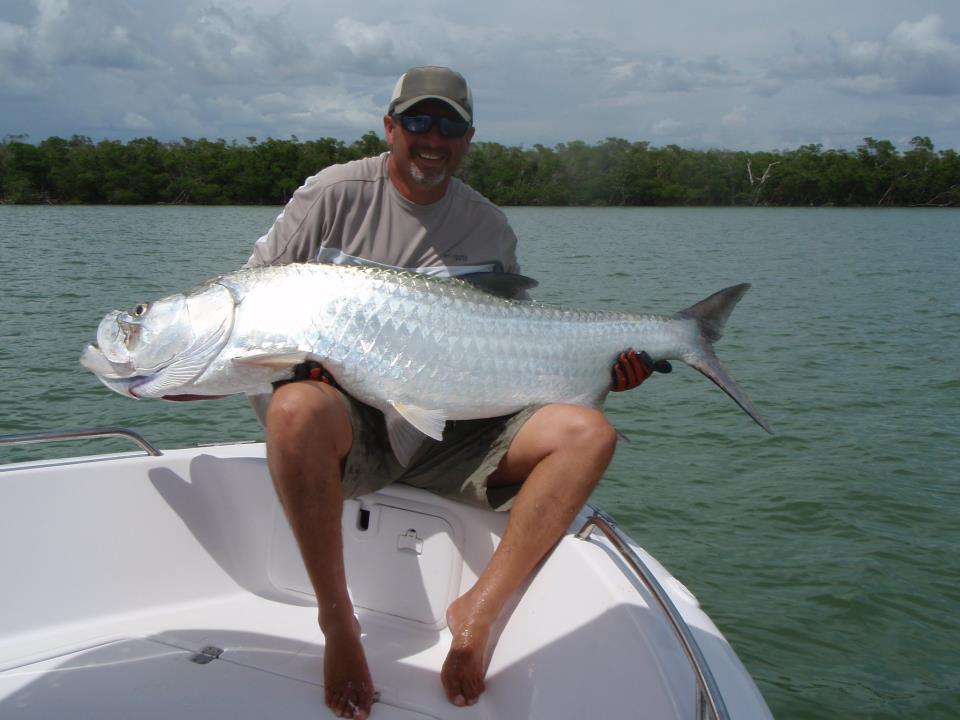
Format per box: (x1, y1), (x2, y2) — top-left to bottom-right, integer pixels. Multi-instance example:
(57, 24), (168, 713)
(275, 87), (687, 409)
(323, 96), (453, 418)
(400, 115), (433, 134)
(398, 114), (469, 138)
(439, 118), (470, 138)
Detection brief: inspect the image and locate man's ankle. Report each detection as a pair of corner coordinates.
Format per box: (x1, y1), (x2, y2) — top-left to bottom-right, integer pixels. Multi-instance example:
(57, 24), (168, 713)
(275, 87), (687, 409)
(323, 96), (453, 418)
(319, 604), (359, 636)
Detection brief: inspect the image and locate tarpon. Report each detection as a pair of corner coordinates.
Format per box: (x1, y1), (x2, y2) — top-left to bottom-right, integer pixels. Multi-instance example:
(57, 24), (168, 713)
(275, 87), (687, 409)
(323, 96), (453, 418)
(81, 263), (771, 464)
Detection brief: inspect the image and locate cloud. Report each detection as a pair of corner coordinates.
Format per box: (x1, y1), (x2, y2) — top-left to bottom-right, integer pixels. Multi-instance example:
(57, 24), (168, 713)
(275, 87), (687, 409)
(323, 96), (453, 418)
(771, 14), (960, 97)
(0, 19), (45, 94)
(120, 111), (151, 131)
(885, 14), (960, 94)
(721, 105), (749, 128)
(197, 87), (384, 138)
(0, 0), (162, 97)
(171, 5), (308, 84)
(32, 0), (159, 70)
(332, 18), (424, 74)
(651, 118), (686, 135)
(607, 55), (743, 93)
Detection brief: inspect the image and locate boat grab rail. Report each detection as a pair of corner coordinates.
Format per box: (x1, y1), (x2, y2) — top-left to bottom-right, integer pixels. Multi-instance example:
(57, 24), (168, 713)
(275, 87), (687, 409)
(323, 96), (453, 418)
(0, 427), (162, 457)
(576, 510), (730, 720)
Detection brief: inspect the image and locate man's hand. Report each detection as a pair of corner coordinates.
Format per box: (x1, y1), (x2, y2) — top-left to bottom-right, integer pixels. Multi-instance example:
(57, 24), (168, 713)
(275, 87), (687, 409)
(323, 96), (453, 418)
(611, 350), (672, 392)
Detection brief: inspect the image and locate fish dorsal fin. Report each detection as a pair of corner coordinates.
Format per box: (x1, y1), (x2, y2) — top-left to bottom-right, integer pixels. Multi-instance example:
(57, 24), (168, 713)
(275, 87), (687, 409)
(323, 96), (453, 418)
(384, 401), (447, 467)
(231, 349), (313, 369)
(458, 272), (538, 300)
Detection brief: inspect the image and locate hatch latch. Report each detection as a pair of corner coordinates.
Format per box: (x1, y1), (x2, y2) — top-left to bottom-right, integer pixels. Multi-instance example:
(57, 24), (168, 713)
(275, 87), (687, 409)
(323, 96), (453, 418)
(397, 528), (424, 555)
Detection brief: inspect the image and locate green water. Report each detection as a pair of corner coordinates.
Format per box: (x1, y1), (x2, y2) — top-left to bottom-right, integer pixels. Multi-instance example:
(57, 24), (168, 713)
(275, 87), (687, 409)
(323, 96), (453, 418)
(1, 205), (958, 718)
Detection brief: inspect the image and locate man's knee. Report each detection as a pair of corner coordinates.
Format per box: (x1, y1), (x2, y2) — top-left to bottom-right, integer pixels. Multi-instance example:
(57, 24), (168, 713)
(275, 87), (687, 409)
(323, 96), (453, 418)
(553, 405), (618, 461)
(265, 381), (352, 458)
(490, 404), (618, 489)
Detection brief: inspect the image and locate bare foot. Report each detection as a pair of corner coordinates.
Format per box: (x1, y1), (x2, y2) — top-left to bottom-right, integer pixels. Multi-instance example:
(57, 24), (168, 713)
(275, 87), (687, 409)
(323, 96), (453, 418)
(441, 593), (495, 707)
(323, 617), (375, 719)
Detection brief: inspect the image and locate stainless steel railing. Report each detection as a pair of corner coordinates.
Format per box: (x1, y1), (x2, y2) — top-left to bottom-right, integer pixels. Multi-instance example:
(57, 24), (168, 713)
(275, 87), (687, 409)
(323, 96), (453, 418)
(0, 427), (162, 457)
(576, 511), (730, 720)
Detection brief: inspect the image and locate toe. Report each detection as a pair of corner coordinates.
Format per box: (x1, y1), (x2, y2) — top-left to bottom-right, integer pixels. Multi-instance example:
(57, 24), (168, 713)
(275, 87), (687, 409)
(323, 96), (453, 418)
(464, 678), (484, 705)
(328, 691), (348, 718)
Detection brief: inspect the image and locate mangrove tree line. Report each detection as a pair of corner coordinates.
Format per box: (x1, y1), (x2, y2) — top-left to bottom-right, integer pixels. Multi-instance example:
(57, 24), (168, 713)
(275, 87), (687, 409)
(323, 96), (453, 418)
(1, 133), (958, 207)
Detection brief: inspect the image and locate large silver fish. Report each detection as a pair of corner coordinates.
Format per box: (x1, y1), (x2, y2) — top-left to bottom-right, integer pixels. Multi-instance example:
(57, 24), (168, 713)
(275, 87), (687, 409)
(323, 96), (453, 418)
(80, 263), (771, 463)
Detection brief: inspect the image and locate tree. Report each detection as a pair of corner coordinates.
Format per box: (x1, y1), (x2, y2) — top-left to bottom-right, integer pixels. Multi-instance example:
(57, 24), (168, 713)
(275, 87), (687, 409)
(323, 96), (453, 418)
(857, 137), (901, 205)
(347, 131), (388, 161)
(746, 156), (780, 206)
(1, 135), (48, 202)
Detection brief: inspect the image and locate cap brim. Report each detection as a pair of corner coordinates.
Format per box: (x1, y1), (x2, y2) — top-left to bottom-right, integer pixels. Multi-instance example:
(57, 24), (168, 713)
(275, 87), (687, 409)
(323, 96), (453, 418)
(391, 95), (471, 123)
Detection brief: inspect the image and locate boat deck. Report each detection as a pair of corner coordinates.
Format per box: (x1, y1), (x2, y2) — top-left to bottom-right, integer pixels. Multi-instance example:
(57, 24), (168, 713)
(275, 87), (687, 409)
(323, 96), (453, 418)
(0, 440), (770, 719)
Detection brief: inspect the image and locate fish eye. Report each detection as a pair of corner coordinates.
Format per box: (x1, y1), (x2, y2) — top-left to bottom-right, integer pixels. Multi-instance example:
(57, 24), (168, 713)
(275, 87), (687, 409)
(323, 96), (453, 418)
(133, 303), (149, 317)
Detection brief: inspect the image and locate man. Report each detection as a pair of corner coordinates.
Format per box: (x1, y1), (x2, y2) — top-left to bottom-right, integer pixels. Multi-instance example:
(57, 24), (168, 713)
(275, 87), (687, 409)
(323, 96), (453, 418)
(247, 66), (665, 719)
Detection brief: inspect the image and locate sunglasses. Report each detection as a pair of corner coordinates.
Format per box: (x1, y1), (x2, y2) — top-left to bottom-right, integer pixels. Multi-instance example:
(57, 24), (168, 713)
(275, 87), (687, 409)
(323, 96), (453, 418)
(394, 113), (471, 139)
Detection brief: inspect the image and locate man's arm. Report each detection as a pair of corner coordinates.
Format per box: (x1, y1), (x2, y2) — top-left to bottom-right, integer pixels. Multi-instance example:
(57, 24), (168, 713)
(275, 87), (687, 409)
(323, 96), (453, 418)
(245, 174), (327, 268)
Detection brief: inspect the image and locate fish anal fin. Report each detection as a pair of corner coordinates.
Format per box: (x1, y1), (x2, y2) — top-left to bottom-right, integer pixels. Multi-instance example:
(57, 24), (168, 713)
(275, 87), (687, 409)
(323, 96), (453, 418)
(392, 401), (446, 440)
(384, 401), (447, 467)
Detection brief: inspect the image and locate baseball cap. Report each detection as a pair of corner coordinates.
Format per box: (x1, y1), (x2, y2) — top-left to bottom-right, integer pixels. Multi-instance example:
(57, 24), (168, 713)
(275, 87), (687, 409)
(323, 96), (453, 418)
(388, 66), (473, 124)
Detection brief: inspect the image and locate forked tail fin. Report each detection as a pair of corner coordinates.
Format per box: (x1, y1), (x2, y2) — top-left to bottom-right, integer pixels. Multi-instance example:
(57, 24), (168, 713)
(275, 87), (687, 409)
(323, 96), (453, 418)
(679, 284), (773, 434)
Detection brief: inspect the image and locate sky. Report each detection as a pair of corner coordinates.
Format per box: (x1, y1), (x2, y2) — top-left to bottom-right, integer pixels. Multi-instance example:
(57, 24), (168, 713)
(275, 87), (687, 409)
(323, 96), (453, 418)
(2, 0), (959, 152)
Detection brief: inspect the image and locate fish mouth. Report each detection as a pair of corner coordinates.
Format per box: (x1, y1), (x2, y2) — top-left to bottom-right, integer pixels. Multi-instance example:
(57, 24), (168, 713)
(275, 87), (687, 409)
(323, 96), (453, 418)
(81, 343), (128, 377)
(80, 343), (146, 398)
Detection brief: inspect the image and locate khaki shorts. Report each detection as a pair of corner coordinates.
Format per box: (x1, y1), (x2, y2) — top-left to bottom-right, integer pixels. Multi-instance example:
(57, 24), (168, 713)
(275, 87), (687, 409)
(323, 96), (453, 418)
(336, 393), (539, 512)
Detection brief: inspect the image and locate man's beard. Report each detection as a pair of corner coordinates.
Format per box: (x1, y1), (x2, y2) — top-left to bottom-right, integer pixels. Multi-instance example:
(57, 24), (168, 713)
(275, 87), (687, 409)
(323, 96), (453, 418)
(389, 141), (451, 188)
(408, 161), (448, 188)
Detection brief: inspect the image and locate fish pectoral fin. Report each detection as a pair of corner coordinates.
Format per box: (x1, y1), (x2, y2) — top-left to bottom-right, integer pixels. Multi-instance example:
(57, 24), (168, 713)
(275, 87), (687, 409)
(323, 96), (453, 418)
(130, 354), (212, 398)
(231, 349), (315, 370)
(384, 401), (448, 467)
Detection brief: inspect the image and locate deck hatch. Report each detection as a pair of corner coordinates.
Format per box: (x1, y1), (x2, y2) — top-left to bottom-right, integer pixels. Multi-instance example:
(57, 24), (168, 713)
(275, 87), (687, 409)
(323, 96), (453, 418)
(269, 498), (462, 628)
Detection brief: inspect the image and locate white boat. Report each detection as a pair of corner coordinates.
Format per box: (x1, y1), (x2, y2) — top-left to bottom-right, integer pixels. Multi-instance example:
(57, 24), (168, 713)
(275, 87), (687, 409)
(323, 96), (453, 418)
(0, 428), (772, 719)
